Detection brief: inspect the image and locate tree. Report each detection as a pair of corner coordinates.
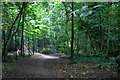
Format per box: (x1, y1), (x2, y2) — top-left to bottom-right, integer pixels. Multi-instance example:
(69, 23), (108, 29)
(71, 2), (74, 60)
(2, 2), (120, 63)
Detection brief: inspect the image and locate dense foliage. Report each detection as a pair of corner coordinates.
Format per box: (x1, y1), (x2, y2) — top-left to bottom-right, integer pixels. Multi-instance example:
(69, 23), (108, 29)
(2, 2), (120, 70)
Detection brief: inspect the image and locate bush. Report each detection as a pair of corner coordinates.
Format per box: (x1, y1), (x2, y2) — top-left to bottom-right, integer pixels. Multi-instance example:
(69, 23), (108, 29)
(42, 50), (52, 54)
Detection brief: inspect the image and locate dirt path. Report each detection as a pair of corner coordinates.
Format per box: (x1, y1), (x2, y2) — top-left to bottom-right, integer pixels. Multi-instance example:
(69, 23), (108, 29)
(2, 53), (120, 78)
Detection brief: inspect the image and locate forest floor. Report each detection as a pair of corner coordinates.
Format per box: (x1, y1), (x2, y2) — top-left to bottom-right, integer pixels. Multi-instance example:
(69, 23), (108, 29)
(2, 53), (120, 79)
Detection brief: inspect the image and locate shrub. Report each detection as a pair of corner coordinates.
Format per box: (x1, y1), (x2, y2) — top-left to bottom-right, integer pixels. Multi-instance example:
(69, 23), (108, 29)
(42, 50), (52, 54)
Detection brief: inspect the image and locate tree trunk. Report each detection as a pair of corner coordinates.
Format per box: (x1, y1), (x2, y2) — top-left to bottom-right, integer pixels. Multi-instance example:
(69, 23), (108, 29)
(33, 39), (35, 55)
(71, 2), (74, 60)
(28, 37), (30, 56)
(21, 2), (25, 57)
(106, 3), (112, 57)
(5, 3), (27, 54)
(15, 34), (17, 60)
(2, 27), (6, 61)
(99, 11), (103, 52)
(38, 39), (39, 52)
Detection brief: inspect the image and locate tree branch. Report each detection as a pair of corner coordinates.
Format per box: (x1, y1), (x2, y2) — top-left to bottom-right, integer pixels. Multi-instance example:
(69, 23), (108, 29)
(11, 12), (22, 40)
(5, 2), (28, 48)
(4, 2), (28, 55)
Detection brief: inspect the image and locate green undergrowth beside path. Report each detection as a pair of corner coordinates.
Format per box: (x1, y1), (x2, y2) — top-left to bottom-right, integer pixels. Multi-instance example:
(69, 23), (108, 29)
(3, 52), (32, 63)
(74, 57), (118, 71)
(62, 56), (119, 71)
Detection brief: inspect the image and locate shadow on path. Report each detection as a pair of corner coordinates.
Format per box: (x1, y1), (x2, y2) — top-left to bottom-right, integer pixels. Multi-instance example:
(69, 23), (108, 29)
(2, 53), (120, 78)
(2, 53), (63, 78)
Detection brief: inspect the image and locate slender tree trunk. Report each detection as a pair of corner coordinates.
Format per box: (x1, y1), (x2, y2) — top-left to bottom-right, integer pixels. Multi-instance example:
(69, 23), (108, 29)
(63, 2), (70, 55)
(77, 29), (80, 56)
(33, 39), (34, 55)
(21, 2), (25, 57)
(99, 11), (103, 52)
(37, 39), (39, 52)
(71, 2), (74, 60)
(38, 39), (39, 52)
(15, 34), (17, 60)
(2, 27), (6, 61)
(77, 19), (82, 56)
(5, 3), (27, 54)
(28, 37), (30, 56)
(106, 3), (112, 57)
(44, 38), (46, 47)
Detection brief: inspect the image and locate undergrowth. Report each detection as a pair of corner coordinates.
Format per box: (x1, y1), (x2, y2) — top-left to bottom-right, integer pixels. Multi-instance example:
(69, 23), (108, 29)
(74, 56), (119, 71)
(62, 55), (119, 71)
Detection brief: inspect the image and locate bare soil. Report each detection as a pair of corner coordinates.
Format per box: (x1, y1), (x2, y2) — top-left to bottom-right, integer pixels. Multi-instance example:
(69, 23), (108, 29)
(2, 53), (120, 79)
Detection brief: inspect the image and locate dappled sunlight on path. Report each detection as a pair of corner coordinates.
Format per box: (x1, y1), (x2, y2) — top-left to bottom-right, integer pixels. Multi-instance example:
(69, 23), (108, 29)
(33, 53), (59, 59)
(3, 53), (120, 78)
(2, 53), (62, 78)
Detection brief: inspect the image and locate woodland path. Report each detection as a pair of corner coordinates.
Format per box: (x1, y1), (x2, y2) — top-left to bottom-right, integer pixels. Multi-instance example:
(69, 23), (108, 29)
(2, 53), (120, 78)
